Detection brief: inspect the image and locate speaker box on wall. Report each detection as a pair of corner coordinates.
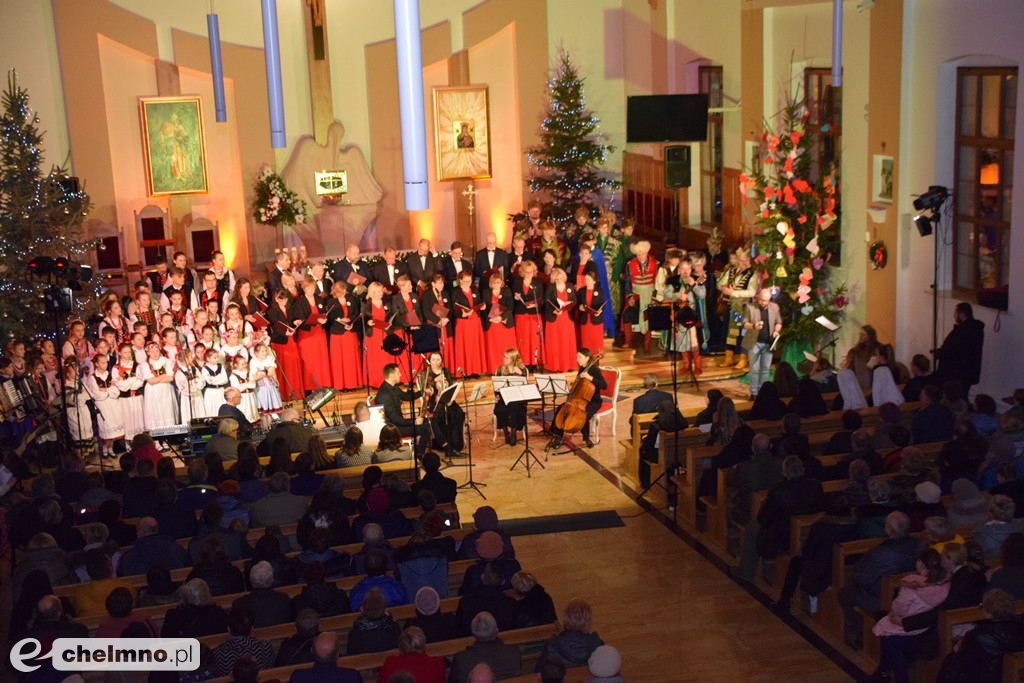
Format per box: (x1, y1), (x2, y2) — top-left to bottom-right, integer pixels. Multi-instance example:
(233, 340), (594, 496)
(665, 145), (691, 188)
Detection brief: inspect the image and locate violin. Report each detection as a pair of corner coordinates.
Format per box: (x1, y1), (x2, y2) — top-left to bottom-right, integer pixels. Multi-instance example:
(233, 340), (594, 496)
(552, 351), (605, 434)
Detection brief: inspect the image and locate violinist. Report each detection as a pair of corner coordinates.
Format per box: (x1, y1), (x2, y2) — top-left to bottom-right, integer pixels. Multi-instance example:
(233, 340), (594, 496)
(375, 363), (429, 456)
(326, 280), (364, 391)
(419, 351), (464, 456)
(494, 348), (528, 446)
(545, 347), (606, 451)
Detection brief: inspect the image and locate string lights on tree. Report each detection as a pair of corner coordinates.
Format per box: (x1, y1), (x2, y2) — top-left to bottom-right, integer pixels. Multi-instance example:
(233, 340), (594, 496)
(526, 52), (618, 220)
(0, 70), (98, 340)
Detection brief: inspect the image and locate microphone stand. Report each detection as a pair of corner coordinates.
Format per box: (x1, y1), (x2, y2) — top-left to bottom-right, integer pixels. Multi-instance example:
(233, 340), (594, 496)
(532, 281), (546, 372)
(455, 368), (485, 499)
(361, 301), (372, 398)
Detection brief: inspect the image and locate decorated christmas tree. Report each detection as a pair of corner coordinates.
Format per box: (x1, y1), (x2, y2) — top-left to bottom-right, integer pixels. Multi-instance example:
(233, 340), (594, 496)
(739, 96), (846, 349)
(0, 70), (96, 340)
(526, 52), (618, 220)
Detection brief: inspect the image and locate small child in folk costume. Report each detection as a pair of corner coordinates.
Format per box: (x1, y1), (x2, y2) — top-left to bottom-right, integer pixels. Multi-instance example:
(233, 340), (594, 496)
(138, 342), (178, 431)
(99, 299), (130, 345)
(62, 319), (94, 363)
(6, 340), (27, 376)
(202, 347), (229, 416)
(130, 331), (148, 365)
(229, 355), (260, 423)
(250, 343), (282, 413)
(186, 309), (212, 349)
(205, 298), (221, 327)
(128, 291), (157, 339)
(198, 325), (220, 355)
(63, 364), (94, 449)
(160, 328), (182, 369)
(37, 338), (62, 399)
(112, 343), (146, 442)
(83, 352), (125, 458)
(659, 264), (706, 376)
(174, 348), (207, 423)
(220, 304), (253, 348)
(622, 240), (658, 354)
(219, 328), (248, 366)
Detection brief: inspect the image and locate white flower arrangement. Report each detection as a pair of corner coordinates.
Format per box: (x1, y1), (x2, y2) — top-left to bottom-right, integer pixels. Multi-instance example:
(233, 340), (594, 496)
(251, 164), (308, 227)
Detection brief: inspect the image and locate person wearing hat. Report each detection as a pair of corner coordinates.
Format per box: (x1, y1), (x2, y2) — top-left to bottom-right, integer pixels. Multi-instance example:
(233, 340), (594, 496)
(215, 479), (250, 527)
(586, 644), (625, 683)
(948, 478), (991, 528)
(404, 585), (457, 643)
(907, 481), (946, 533)
(458, 505), (516, 560)
(351, 487), (414, 541)
(458, 531), (523, 596)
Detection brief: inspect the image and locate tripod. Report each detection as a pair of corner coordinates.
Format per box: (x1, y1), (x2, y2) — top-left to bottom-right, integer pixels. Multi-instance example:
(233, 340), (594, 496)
(509, 391), (544, 477)
(451, 372), (484, 498)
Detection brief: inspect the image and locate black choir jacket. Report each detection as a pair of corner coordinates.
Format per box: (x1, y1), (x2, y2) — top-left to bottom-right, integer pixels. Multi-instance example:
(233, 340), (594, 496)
(542, 284), (577, 324)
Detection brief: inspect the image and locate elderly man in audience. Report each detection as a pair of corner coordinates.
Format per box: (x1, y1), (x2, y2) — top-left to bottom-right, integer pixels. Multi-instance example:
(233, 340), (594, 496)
(248, 471), (308, 528)
(456, 561), (517, 636)
(349, 522), (396, 575)
(351, 401), (384, 449)
(856, 479), (901, 538)
(256, 407), (315, 455)
(974, 494), (1024, 560)
(203, 416), (242, 462)
(274, 608), (320, 667)
(211, 605), (275, 676)
(937, 588), (1024, 683)
(732, 455), (825, 582)
(449, 611), (522, 683)
(289, 632), (363, 683)
(838, 511), (925, 649)
(176, 459), (219, 511)
(160, 578), (229, 637)
(30, 594), (88, 641)
(231, 560), (292, 627)
(188, 500), (253, 562)
(95, 586), (157, 638)
(117, 517), (190, 577)
(728, 433), (783, 527)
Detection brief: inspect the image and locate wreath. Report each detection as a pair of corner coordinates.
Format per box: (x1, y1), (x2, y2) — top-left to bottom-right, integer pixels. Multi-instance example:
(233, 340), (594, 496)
(869, 240), (888, 270)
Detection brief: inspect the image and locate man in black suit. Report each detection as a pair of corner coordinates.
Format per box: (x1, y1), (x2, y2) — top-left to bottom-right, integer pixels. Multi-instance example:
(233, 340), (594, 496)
(331, 244), (371, 297)
(407, 239), (439, 292)
(370, 247), (409, 293)
(473, 232), (509, 288)
(266, 251), (291, 301)
(256, 408), (314, 455)
(632, 373), (673, 425)
(375, 363), (430, 454)
(507, 235), (535, 283)
(310, 261), (333, 300)
(440, 241), (472, 291)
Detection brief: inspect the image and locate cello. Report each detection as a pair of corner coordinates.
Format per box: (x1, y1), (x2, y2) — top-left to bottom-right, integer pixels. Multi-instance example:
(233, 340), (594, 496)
(552, 350), (606, 434)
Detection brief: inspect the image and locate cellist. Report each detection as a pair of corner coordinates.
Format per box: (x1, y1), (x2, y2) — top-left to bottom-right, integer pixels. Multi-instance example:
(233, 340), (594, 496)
(545, 347), (606, 451)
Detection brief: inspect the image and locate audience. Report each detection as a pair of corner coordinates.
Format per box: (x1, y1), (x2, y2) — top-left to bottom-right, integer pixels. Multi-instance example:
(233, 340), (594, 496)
(161, 578), (229, 637)
(988, 533), (1024, 599)
(973, 494), (1024, 560)
(586, 644), (626, 683)
(937, 588), (1024, 683)
(449, 612), (522, 683)
(456, 561), (516, 636)
(289, 632), (362, 683)
(376, 626), (446, 683)
(347, 587), (401, 655)
(536, 599), (604, 670)
(405, 586), (458, 643)
(510, 570), (557, 628)
(117, 517), (190, 577)
(232, 560), (292, 627)
(94, 586), (157, 638)
(248, 471), (309, 527)
(211, 605), (275, 676)
(946, 478), (990, 528)
(349, 549), (408, 612)
(73, 548), (137, 617)
(411, 451), (458, 504)
(274, 608), (320, 667)
(185, 536), (245, 597)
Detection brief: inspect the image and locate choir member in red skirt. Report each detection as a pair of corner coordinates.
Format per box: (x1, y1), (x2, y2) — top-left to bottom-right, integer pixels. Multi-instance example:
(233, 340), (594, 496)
(326, 280), (364, 390)
(390, 274), (422, 382)
(512, 260), (544, 369)
(266, 290), (303, 401)
(481, 272), (517, 375)
(452, 270), (489, 376)
(576, 269), (606, 354)
(362, 281), (397, 389)
(420, 273), (456, 370)
(291, 277), (331, 393)
(542, 267), (578, 372)
(229, 278), (263, 324)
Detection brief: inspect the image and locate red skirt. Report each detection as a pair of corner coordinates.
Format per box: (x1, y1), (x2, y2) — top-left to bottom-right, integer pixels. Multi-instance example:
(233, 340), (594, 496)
(295, 328), (330, 392)
(329, 331), (364, 390)
(515, 313), (543, 367)
(544, 312), (577, 372)
(365, 334), (391, 389)
(484, 324), (518, 375)
(271, 341), (303, 401)
(432, 327), (457, 372)
(577, 320), (605, 357)
(454, 316), (489, 375)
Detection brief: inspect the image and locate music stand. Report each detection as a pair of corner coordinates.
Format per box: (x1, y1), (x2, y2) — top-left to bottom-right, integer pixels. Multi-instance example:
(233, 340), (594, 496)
(533, 374), (569, 437)
(490, 375), (527, 450)
(467, 381), (488, 426)
(504, 383), (544, 477)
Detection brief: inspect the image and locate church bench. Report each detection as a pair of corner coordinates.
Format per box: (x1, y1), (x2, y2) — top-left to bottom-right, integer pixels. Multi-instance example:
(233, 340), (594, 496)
(1003, 649), (1024, 683)
(74, 558), (476, 632)
(619, 411), (657, 488)
(60, 526), (472, 599)
(199, 622), (562, 683)
(504, 667), (590, 683)
(172, 458), (419, 486)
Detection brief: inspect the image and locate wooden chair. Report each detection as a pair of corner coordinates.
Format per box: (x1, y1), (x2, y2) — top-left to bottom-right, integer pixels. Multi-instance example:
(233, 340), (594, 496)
(589, 365), (622, 444)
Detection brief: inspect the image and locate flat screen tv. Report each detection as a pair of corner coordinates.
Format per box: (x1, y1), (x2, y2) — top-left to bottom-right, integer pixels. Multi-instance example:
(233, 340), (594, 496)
(626, 94), (709, 143)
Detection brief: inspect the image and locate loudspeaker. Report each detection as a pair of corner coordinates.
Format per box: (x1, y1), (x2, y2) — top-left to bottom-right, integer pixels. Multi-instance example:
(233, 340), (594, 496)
(664, 145), (691, 188)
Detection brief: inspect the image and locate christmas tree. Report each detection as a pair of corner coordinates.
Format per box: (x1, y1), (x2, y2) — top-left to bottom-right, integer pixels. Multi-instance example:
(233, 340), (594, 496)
(526, 52), (618, 220)
(0, 70), (96, 341)
(740, 96), (846, 349)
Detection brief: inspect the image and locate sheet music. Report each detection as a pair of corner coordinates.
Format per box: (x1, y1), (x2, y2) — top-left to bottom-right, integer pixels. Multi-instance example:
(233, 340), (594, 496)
(491, 375), (527, 390)
(468, 382), (487, 403)
(815, 315), (839, 331)
(533, 373), (570, 395)
(500, 383), (541, 403)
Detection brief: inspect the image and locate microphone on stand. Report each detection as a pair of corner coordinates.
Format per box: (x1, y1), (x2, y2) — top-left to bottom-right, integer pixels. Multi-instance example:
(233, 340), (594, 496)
(456, 367), (468, 380)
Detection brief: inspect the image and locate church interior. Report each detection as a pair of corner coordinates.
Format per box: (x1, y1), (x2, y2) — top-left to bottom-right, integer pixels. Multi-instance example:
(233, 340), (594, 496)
(2, 0), (1024, 681)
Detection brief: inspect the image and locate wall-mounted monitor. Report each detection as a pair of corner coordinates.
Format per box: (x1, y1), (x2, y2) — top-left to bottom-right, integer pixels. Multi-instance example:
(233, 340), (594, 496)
(626, 94), (709, 143)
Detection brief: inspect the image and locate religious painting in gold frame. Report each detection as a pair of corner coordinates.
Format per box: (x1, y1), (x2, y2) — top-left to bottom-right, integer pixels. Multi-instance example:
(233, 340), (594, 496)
(433, 86), (491, 181)
(139, 96), (209, 196)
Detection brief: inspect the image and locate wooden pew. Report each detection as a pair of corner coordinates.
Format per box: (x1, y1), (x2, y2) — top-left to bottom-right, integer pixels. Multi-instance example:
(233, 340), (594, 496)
(618, 411), (657, 488)
(59, 527), (473, 599)
(73, 558), (477, 632)
(173, 458), (419, 485)
(1003, 649), (1024, 683)
(200, 622), (562, 683)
